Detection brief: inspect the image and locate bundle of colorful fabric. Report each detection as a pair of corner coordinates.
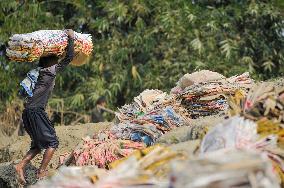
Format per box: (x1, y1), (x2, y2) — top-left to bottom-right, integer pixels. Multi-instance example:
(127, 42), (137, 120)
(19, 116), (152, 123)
(63, 136), (145, 168)
(177, 72), (253, 118)
(6, 30), (93, 64)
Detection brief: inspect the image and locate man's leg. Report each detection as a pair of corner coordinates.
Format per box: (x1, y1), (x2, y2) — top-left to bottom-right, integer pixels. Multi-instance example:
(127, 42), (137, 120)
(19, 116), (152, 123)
(14, 148), (41, 184)
(37, 147), (56, 179)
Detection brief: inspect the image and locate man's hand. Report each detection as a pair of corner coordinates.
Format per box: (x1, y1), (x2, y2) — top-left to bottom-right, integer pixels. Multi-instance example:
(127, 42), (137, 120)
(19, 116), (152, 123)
(65, 29), (75, 39)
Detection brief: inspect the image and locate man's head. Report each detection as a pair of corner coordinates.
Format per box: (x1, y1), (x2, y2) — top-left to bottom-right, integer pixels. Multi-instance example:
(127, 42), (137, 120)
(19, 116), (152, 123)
(38, 55), (59, 68)
(96, 96), (106, 107)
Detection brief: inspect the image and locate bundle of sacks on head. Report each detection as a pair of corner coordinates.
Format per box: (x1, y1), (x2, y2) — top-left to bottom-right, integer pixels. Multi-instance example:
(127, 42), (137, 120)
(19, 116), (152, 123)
(6, 30), (93, 66)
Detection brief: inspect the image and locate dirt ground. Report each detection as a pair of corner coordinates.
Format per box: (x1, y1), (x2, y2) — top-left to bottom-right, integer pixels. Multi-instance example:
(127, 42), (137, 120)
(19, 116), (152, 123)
(0, 122), (112, 187)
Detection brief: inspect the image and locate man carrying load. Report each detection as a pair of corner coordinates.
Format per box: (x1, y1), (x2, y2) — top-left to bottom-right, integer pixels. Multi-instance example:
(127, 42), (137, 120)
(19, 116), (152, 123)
(14, 29), (75, 184)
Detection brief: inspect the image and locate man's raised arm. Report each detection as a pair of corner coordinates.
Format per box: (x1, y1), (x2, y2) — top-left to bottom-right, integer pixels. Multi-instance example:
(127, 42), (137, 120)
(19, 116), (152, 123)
(56, 29), (75, 72)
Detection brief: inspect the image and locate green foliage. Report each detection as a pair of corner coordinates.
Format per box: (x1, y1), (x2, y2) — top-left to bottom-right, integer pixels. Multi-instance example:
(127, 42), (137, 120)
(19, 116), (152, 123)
(0, 0), (283, 122)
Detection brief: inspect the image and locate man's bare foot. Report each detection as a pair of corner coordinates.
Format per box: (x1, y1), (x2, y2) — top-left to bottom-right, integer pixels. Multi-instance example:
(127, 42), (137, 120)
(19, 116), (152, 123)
(37, 169), (48, 180)
(14, 164), (26, 185)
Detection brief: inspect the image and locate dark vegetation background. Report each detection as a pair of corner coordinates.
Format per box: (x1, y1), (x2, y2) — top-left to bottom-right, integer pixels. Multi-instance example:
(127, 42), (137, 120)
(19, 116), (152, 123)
(0, 0), (283, 125)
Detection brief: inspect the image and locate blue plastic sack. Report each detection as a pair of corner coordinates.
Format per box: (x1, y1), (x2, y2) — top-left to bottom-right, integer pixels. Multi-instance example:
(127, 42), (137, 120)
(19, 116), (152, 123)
(19, 68), (40, 97)
(130, 132), (154, 146)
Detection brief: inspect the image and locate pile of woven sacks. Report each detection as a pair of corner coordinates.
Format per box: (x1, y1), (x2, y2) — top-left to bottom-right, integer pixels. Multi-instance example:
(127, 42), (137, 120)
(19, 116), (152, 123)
(59, 70), (254, 171)
(103, 71), (254, 148)
(173, 71), (253, 118)
(113, 89), (189, 146)
(6, 30), (93, 65)
(90, 71), (253, 150)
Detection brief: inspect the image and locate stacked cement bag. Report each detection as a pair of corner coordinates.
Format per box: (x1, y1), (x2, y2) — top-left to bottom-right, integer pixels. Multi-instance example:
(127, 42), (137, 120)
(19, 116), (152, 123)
(6, 30), (93, 65)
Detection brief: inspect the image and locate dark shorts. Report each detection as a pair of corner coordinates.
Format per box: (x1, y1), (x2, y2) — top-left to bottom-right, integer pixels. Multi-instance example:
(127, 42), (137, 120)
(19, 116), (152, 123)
(22, 108), (59, 150)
